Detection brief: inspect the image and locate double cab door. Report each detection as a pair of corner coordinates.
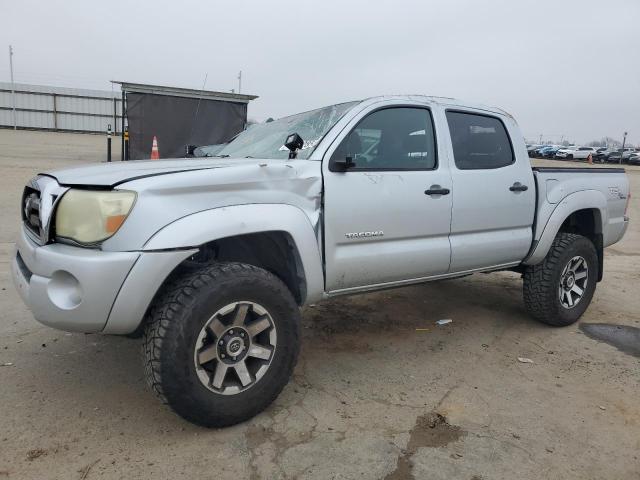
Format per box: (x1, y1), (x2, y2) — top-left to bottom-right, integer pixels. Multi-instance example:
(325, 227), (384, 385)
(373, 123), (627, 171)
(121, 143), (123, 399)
(323, 105), (452, 291)
(323, 101), (535, 293)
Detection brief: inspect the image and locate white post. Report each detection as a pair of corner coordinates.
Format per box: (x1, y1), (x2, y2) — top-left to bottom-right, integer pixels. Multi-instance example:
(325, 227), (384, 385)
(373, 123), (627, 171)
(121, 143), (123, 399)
(238, 70), (242, 94)
(9, 45), (16, 130)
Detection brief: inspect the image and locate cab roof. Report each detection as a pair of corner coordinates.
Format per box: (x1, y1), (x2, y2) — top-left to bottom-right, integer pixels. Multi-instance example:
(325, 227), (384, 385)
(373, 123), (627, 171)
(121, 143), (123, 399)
(357, 95), (514, 119)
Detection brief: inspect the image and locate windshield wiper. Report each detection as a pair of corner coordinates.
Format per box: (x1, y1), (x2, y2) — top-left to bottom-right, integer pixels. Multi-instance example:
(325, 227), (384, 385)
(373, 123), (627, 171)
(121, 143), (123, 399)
(212, 154), (230, 158)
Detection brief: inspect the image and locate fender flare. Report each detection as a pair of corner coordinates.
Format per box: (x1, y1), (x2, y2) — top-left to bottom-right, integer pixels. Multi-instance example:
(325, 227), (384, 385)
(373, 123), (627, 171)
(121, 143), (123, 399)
(523, 190), (607, 266)
(142, 204), (325, 303)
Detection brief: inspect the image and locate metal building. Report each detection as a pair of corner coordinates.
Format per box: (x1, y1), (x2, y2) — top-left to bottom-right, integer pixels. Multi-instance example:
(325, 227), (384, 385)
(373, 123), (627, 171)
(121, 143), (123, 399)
(113, 81), (258, 160)
(0, 82), (121, 133)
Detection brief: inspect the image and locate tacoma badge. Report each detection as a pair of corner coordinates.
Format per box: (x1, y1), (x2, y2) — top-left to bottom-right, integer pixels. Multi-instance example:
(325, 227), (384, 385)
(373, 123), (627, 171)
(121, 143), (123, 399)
(345, 231), (384, 239)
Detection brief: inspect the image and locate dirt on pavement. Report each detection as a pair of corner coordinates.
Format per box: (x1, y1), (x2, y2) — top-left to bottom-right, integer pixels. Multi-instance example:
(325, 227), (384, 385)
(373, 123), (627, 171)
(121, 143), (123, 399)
(0, 130), (639, 479)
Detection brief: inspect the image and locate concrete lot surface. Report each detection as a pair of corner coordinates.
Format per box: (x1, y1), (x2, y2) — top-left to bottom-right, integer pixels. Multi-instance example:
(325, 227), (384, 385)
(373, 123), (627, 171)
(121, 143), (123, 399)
(0, 130), (638, 479)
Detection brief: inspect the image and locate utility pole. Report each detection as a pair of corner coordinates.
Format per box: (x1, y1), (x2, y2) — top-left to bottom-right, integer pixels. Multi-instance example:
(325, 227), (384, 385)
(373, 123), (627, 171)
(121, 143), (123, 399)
(238, 70), (242, 94)
(9, 45), (16, 130)
(620, 131), (627, 165)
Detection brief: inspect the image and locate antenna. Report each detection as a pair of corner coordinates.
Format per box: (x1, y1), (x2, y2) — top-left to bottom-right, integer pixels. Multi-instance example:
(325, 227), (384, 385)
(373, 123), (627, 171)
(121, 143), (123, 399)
(187, 73), (208, 144)
(238, 70), (242, 94)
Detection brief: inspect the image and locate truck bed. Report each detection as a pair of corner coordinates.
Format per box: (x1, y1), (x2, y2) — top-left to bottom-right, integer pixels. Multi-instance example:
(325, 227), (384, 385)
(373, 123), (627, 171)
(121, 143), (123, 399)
(531, 166), (629, 257)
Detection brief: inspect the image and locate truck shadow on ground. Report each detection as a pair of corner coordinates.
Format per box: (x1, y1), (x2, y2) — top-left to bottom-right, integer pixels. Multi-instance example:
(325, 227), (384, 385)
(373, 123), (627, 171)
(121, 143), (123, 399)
(300, 273), (535, 351)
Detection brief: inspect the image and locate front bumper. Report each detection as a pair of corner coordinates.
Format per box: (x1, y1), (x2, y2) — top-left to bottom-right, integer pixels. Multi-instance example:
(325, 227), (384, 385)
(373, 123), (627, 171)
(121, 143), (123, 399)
(12, 226), (140, 332)
(12, 226), (196, 334)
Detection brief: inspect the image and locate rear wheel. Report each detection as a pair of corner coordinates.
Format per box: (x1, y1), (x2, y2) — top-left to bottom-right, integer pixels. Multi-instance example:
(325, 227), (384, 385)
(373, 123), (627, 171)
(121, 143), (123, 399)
(523, 233), (598, 326)
(143, 262), (300, 427)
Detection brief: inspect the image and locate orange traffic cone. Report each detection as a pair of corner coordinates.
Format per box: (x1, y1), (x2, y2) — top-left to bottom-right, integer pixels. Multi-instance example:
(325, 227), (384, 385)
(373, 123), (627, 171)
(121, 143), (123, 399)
(150, 136), (160, 160)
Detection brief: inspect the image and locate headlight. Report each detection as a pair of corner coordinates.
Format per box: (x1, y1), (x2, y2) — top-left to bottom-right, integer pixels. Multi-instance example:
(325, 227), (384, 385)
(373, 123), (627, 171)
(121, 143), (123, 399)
(55, 189), (136, 245)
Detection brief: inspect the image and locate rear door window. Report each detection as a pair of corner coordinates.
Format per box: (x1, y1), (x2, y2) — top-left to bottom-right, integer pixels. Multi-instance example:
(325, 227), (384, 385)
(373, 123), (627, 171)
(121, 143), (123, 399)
(446, 111), (514, 170)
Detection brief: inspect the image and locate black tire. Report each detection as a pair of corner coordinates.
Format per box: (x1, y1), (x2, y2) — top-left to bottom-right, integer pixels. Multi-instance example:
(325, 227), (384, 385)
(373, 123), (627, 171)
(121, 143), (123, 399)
(523, 233), (598, 326)
(143, 262), (300, 428)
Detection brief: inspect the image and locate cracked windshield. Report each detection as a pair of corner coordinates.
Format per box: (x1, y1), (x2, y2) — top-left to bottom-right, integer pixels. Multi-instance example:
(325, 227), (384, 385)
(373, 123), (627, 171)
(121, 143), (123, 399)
(217, 101), (360, 159)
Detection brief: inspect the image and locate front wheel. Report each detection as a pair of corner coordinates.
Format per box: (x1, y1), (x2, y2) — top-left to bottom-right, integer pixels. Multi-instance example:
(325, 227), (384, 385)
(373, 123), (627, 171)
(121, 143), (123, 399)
(523, 233), (598, 326)
(143, 262), (300, 427)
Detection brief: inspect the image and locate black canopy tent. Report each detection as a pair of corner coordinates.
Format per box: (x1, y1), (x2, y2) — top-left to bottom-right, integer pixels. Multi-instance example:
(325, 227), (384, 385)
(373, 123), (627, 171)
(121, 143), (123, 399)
(112, 81), (258, 160)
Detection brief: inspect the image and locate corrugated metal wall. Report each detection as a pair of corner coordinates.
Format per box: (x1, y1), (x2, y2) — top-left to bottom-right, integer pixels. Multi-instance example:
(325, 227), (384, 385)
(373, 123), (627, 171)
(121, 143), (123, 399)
(0, 82), (122, 134)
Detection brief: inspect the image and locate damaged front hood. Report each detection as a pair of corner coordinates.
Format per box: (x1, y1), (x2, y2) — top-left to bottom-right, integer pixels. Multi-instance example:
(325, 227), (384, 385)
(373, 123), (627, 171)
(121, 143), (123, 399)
(97, 157), (324, 251)
(46, 158), (254, 187)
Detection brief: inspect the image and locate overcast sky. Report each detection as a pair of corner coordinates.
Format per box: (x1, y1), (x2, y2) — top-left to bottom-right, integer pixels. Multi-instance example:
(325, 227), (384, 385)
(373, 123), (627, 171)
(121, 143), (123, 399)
(2, 0), (639, 144)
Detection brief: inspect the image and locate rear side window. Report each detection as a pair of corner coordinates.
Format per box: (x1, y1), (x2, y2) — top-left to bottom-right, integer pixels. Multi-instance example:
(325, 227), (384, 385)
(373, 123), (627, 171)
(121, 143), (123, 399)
(446, 111), (514, 170)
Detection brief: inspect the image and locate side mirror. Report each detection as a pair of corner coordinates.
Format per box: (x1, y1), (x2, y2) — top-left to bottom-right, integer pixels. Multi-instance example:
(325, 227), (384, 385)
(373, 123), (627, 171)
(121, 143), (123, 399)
(284, 133), (304, 159)
(331, 156), (356, 172)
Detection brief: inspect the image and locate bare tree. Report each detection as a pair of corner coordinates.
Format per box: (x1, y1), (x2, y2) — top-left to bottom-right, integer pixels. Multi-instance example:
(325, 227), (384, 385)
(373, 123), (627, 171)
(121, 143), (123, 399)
(602, 137), (622, 148)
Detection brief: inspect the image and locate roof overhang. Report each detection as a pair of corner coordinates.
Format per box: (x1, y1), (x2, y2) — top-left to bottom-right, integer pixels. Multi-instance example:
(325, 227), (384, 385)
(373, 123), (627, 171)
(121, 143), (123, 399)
(111, 81), (258, 104)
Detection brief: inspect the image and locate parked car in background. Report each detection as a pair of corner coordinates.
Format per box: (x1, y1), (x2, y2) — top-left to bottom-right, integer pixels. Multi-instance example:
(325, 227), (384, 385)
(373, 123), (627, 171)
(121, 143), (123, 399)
(554, 148), (572, 159)
(592, 147), (608, 163)
(527, 145), (543, 157)
(533, 146), (547, 157)
(533, 145), (552, 157)
(535, 146), (549, 157)
(595, 148), (616, 163)
(607, 148), (636, 164)
(622, 148), (638, 161)
(628, 152), (640, 165)
(556, 146), (598, 160)
(607, 150), (624, 163)
(542, 145), (563, 158)
(193, 143), (227, 157)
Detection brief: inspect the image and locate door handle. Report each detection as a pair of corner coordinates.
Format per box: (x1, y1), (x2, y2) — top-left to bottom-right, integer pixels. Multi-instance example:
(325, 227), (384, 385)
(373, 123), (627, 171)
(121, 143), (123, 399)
(509, 182), (528, 192)
(425, 186), (450, 196)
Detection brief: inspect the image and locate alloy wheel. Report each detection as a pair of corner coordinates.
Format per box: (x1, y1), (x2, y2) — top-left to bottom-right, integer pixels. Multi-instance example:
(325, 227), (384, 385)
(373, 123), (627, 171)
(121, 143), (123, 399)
(558, 256), (588, 309)
(194, 302), (277, 395)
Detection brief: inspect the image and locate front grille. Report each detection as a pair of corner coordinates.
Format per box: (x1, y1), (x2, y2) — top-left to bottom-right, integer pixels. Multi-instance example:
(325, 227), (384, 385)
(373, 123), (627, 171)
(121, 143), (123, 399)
(22, 186), (42, 240)
(21, 176), (68, 245)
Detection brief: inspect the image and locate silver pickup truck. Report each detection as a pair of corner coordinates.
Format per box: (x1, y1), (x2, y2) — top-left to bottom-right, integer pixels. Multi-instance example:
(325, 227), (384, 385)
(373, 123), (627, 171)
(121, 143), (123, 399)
(12, 95), (630, 427)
